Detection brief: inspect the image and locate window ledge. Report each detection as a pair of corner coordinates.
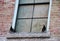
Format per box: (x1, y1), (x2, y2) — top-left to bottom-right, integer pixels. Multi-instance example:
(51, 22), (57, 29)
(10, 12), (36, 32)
(6, 32), (50, 39)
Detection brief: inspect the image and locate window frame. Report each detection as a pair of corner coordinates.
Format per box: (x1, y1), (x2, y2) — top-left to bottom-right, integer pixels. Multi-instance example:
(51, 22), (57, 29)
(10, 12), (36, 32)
(11, 0), (52, 33)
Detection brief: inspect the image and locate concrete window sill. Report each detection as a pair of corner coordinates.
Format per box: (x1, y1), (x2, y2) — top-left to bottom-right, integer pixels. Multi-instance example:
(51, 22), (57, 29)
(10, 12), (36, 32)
(6, 32), (50, 39)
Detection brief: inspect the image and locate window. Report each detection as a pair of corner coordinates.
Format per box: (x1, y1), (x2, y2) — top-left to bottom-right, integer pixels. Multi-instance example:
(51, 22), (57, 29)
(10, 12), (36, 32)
(11, 0), (52, 33)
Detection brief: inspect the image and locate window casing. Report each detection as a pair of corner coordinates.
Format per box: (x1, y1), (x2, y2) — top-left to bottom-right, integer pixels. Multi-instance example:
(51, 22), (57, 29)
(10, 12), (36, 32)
(11, 0), (52, 33)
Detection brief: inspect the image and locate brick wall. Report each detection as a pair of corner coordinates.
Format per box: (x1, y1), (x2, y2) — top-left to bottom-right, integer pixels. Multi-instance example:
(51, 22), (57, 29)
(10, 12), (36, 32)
(0, 0), (15, 36)
(0, 0), (60, 37)
(50, 0), (60, 37)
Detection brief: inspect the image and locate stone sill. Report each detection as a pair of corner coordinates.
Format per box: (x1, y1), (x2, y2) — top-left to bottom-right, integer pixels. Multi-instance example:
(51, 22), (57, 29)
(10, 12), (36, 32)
(6, 32), (50, 39)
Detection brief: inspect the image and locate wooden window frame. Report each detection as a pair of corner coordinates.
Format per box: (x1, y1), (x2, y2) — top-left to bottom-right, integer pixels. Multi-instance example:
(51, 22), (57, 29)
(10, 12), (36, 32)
(8, 0), (52, 38)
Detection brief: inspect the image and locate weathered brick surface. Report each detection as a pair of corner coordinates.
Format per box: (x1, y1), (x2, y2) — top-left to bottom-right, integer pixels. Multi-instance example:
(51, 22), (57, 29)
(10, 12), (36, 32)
(0, 37), (6, 41)
(0, 0), (15, 36)
(50, 0), (60, 36)
(0, 0), (60, 41)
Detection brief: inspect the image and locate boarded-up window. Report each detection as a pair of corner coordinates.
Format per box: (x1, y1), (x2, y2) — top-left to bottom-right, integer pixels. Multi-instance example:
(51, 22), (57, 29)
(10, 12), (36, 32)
(15, 0), (50, 32)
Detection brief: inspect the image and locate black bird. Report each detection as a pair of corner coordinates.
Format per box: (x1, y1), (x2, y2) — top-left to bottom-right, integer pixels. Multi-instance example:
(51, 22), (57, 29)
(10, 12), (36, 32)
(42, 25), (46, 32)
(10, 26), (16, 32)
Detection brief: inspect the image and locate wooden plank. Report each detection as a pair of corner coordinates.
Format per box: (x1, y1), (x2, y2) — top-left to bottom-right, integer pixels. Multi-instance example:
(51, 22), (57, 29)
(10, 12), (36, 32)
(31, 19), (47, 32)
(33, 4), (49, 18)
(17, 5), (33, 18)
(16, 19), (31, 32)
